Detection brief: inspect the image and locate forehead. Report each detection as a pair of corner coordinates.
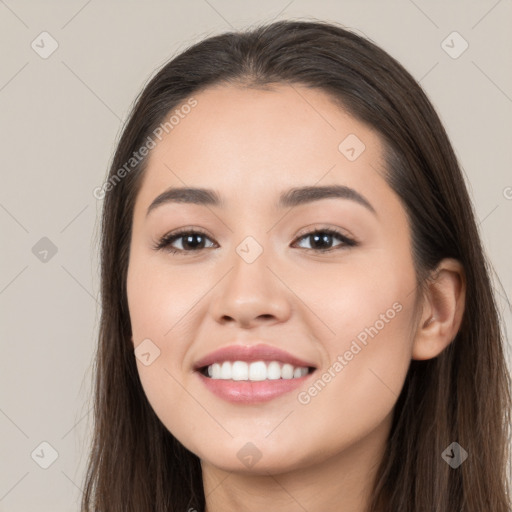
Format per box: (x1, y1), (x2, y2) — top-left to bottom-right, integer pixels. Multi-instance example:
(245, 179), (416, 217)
(135, 83), (390, 211)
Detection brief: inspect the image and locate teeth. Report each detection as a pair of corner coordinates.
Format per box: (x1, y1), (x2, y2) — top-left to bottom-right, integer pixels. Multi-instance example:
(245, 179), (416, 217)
(220, 361), (231, 379)
(232, 361), (249, 381)
(204, 360), (310, 381)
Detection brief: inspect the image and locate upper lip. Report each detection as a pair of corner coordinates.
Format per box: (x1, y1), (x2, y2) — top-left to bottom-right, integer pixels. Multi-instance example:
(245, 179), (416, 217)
(193, 343), (317, 371)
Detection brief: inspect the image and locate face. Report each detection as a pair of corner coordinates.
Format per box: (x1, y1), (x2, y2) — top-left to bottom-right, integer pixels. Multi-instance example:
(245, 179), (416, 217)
(126, 83), (421, 474)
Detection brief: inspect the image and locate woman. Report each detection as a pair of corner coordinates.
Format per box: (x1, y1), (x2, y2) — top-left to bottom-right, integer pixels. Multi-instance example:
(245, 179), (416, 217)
(82, 19), (511, 511)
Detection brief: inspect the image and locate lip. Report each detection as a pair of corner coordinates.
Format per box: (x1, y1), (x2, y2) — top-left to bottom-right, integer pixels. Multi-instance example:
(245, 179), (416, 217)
(192, 343), (318, 404)
(196, 370), (315, 403)
(192, 343), (317, 371)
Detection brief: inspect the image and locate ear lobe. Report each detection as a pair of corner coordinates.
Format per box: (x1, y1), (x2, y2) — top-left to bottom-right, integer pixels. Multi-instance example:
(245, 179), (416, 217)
(412, 258), (466, 361)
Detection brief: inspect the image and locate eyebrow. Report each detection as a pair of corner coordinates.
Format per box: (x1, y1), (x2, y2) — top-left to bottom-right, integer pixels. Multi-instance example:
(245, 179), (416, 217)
(146, 185), (377, 216)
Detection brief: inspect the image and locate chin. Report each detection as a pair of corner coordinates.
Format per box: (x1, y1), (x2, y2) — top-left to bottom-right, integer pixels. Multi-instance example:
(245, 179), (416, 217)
(195, 440), (316, 476)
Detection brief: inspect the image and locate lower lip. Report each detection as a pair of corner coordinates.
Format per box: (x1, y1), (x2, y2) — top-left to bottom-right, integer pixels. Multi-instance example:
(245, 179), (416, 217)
(196, 371), (315, 403)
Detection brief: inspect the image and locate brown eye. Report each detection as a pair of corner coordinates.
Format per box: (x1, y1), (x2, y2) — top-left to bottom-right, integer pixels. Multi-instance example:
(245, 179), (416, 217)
(292, 228), (357, 253)
(154, 229), (216, 254)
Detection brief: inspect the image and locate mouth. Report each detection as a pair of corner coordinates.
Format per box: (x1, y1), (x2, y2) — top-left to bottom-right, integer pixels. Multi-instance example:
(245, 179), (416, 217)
(197, 361), (317, 381)
(195, 363), (317, 403)
(192, 343), (318, 402)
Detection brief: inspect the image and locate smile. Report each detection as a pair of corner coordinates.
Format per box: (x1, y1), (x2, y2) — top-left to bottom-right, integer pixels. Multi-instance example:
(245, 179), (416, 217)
(196, 362), (316, 403)
(201, 360), (314, 381)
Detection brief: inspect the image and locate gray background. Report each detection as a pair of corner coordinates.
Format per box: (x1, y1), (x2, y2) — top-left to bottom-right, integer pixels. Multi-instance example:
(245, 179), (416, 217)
(1, 1), (511, 510)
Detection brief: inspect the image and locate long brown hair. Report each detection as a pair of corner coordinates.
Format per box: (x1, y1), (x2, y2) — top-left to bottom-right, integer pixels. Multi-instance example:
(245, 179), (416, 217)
(82, 19), (512, 511)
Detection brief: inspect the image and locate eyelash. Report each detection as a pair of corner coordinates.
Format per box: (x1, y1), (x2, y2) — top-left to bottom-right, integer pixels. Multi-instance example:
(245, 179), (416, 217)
(153, 226), (358, 255)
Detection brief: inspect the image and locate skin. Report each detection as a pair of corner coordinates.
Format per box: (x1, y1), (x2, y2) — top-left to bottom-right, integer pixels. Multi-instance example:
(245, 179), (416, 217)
(126, 83), (466, 512)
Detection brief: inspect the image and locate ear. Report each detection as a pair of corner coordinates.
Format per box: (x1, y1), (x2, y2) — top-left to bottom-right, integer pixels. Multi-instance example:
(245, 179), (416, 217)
(412, 258), (466, 360)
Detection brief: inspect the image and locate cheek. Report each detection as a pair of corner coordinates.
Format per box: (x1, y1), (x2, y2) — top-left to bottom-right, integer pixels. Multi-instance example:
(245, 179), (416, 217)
(286, 282), (416, 465)
(317, 298), (414, 406)
(126, 248), (210, 350)
(126, 249), (217, 443)
(297, 244), (416, 350)
(297, 252), (417, 421)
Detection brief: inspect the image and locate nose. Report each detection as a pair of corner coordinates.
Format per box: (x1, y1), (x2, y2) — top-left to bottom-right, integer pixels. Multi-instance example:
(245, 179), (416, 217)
(210, 249), (292, 329)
